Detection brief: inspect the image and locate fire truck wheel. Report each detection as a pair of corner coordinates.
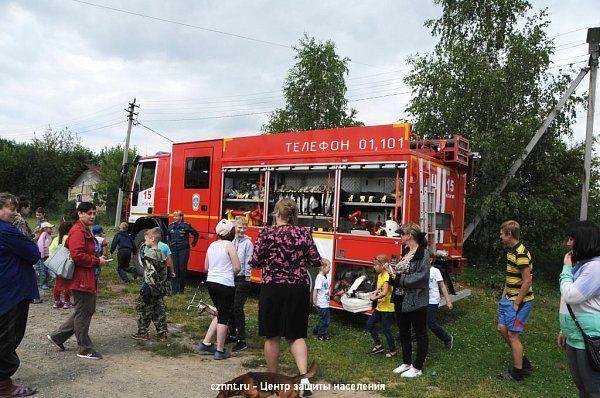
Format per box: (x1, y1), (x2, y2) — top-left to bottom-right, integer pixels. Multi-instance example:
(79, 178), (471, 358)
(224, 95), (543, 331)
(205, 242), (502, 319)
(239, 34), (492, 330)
(131, 228), (149, 277)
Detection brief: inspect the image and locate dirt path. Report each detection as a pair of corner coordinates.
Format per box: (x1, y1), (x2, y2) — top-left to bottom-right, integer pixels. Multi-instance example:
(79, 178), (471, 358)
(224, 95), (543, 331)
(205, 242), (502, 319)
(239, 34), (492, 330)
(13, 289), (383, 398)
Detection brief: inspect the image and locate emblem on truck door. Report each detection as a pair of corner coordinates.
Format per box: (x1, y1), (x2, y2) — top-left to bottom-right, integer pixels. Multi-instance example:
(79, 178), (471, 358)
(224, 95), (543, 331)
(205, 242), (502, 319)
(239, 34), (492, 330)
(192, 193), (200, 211)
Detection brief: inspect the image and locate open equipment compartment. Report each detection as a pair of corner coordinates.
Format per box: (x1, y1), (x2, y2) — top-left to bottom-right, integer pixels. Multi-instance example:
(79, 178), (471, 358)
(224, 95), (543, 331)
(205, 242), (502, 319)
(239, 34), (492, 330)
(337, 164), (405, 235)
(221, 167), (266, 226)
(267, 165), (335, 231)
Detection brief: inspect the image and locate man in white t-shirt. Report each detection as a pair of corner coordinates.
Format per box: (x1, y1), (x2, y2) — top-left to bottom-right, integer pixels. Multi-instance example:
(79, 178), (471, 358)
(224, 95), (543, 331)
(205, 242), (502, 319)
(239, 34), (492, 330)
(312, 260), (331, 340)
(428, 265), (454, 349)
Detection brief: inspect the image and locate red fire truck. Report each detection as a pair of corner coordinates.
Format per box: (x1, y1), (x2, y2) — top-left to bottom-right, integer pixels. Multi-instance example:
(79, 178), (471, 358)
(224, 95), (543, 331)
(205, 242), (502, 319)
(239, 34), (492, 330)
(124, 123), (473, 312)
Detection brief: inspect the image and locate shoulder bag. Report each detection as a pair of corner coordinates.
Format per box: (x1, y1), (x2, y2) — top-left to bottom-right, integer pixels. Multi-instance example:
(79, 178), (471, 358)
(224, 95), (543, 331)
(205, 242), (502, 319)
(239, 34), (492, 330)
(567, 303), (600, 371)
(45, 244), (75, 279)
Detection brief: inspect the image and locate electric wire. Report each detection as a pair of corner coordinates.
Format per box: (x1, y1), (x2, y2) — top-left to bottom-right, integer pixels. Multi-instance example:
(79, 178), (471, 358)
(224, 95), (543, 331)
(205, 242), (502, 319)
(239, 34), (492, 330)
(69, 0), (290, 48)
(136, 122), (175, 143)
(551, 27), (590, 38)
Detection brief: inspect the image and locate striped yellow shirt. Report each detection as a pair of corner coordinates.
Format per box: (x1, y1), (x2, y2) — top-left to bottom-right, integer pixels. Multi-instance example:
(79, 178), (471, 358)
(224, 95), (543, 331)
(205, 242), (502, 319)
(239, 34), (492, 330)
(505, 242), (533, 302)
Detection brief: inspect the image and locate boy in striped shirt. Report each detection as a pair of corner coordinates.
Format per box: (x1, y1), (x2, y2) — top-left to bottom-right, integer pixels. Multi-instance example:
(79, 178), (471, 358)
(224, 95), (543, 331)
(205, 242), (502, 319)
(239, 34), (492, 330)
(497, 220), (534, 381)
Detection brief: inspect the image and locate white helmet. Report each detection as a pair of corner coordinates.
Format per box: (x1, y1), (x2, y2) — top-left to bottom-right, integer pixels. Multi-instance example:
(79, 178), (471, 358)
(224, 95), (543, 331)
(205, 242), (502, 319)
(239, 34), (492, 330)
(383, 220), (401, 237)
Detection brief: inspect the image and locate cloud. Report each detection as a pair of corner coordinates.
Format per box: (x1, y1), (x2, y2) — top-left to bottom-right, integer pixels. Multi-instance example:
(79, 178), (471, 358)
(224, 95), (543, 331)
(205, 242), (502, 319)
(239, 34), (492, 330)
(0, 0), (597, 156)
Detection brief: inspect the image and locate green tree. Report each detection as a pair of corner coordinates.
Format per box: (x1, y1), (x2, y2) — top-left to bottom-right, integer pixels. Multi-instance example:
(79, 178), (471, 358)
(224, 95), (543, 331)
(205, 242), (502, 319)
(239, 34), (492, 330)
(262, 34), (363, 133)
(96, 145), (137, 221)
(0, 127), (96, 211)
(403, 0), (591, 270)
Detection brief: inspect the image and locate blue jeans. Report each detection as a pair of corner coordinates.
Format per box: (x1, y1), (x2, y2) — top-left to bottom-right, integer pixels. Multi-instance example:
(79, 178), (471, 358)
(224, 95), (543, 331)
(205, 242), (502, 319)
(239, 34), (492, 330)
(427, 304), (451, 343)
(171, 247), (190, 294)
(38, 258), (53, 287)
(117, 250), (134, 283)
(314, 307), (330, 337)
(366, 310), (396, 351)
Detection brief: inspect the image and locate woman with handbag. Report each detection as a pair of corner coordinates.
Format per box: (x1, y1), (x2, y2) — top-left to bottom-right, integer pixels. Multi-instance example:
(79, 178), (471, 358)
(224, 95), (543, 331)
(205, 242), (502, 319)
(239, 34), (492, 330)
(47, 202), (109, 360)
(558, 220), (600, 397)
(389, 223), (431, 378)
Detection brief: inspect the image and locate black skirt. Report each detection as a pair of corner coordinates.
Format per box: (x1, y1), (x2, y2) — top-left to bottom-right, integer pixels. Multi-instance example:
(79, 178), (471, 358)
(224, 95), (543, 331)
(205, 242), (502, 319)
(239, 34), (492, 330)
(259, 283), (310, 339)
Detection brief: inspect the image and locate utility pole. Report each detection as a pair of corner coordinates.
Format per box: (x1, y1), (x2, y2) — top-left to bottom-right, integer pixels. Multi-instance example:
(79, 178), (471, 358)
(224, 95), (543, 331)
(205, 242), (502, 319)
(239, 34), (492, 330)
(580, 27), (600, 220)
(114, 98), (139, 227)
(463, 67), (589, 241)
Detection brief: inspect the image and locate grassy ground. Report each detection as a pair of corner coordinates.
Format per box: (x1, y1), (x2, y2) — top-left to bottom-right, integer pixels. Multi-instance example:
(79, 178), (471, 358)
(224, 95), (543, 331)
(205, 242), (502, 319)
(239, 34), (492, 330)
(95, 253), (576, 398)
(35, 217), (574, 397)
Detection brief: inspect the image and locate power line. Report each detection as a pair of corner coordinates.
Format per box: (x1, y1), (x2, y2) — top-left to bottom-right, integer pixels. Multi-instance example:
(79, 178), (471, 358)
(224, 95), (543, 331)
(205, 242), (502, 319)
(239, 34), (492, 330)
(554, 42), (587, 52)
(550, 54), (589, 64)
(551, 27), (590, 38)
(142, 77), (409, 109)
(76, 121), (126, 134)
(548, 60), (588, 70)
(67, 0), (404, 73)
(139, 90), (410, 123)
(348, 91), (411, 102)
(0, 104), (123, 133)
(140, 111), (272, 123)
(555, 39), (586, 49)
(69, 0), (290, 48)
(135, 122), (175, 143)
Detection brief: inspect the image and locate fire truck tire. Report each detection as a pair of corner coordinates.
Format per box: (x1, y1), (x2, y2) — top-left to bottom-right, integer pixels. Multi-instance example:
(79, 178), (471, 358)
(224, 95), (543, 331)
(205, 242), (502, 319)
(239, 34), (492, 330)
(132, 228), (149, 277)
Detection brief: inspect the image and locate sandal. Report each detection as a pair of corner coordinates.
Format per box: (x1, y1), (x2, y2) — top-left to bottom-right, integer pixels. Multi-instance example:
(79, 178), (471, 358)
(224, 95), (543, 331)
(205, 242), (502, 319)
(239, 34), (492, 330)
(385, 351), (397, 358)
(0, 385), (37, 397)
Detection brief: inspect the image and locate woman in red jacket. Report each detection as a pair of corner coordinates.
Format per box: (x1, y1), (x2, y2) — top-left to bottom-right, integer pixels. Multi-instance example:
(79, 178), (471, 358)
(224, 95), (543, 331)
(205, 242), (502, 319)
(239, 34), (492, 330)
(47, 202), (109, 360)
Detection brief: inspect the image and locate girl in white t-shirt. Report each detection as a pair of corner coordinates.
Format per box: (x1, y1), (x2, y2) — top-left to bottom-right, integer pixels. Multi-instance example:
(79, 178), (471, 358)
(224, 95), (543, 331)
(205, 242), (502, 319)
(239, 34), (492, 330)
(198, 220), (241, 360)
(427, 265), (454, 349)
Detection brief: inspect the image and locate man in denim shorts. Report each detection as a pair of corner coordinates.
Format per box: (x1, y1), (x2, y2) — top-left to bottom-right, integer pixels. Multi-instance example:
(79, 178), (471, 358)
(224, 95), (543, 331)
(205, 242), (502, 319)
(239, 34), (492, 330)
(497, 220), (534, 381)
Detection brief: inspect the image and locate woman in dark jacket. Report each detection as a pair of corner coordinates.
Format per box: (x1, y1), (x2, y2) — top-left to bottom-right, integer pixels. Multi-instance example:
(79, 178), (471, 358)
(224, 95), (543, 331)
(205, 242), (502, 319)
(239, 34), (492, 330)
(0, 193), (40, 397)
(389, 222), (430, 378)
(166, 210), (199, 294)
(48, 202), (109, 360)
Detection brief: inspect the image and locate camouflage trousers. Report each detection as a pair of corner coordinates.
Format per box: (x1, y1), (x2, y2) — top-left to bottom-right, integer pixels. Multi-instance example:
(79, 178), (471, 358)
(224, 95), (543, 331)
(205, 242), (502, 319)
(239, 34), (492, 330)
(136, 294), (168, 335)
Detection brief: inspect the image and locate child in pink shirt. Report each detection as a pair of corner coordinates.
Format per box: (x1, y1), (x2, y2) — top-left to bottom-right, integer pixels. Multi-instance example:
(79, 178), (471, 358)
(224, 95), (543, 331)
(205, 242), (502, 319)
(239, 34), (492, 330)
(37, 221), (54, 289)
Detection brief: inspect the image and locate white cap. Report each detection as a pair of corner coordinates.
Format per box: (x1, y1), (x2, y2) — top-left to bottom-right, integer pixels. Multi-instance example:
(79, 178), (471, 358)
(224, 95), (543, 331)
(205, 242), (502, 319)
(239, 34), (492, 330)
(215, 219), (236, 236)
(40, 221), (54, 228)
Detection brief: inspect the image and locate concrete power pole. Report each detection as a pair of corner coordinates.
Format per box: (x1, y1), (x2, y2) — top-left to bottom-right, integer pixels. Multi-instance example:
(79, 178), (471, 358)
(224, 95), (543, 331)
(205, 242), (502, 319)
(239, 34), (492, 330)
(114, 98), (139, 227)
(580, 27), (600, 220)
(463, 28), (600, 242)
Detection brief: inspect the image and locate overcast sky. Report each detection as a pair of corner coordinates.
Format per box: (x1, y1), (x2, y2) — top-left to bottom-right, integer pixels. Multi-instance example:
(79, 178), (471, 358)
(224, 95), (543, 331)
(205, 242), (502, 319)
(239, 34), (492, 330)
(0, 0), (598, 156)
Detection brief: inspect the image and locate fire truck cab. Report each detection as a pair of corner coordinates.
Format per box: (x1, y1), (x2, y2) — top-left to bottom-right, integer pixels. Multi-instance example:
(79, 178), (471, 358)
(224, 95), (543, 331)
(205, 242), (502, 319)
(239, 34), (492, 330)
(125, 123), (473, 312)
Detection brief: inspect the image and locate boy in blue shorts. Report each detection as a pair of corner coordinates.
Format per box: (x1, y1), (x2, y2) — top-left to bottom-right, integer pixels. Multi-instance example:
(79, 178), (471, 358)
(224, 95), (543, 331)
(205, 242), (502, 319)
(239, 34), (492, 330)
(497, 220), (534, 381)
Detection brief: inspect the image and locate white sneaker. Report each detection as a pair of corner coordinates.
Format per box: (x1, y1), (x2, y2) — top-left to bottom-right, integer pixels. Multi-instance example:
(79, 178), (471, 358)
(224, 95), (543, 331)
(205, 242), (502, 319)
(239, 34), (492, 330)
(393, 363), (412, 374)
(300, 378), (312, 397)
(401, 367), (423, 378)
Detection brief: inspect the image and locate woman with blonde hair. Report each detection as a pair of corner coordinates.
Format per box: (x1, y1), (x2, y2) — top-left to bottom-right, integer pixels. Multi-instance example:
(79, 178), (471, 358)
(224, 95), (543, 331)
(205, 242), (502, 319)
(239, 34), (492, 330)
(249, 198), (325, 396)
(166, 210), (199, 294)
(389, 222), (430, 378)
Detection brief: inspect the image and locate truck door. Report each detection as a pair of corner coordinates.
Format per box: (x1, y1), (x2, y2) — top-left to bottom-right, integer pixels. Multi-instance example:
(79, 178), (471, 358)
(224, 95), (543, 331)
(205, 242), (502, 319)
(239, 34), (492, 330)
(129, 159), (157, 223)
(171, 148), (214, 233)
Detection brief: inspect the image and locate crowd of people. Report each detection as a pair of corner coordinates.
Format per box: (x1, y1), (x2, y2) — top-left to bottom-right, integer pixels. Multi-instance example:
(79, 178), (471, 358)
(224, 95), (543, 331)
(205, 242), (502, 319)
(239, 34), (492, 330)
(2, 192), (600, 397)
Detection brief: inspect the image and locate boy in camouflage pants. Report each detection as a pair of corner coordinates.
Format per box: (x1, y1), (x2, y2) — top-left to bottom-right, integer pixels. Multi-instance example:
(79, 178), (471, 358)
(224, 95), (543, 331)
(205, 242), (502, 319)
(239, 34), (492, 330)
(131, 228), (170, 340)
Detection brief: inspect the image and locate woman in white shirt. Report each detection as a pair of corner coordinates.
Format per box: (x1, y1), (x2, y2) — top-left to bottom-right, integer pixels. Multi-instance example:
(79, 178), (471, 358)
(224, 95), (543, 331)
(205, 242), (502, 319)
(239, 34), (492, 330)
(197, 220), (241, 360)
